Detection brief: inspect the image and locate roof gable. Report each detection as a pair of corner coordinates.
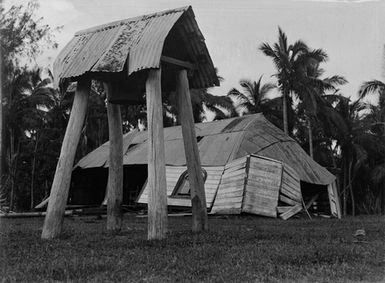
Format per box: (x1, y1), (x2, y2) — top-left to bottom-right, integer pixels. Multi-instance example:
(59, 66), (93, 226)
(53, 6), (219, 91)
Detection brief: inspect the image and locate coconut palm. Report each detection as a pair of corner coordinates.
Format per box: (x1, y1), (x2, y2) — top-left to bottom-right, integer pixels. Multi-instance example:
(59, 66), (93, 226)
(227, 75), (276, 115)
(359, 80), (385, 136)
(329, 95), (385, 216)
(259, 27), (335, 136)
(296, 67), (347, 158)
(259, 27), (309, 134)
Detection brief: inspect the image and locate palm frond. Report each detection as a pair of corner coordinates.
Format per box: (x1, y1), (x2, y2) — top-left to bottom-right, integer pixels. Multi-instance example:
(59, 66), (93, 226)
(359, 80), (385, 99)
(260, 82), (276, 98)
(277, 26), (288, 52)
(306, 48), (328, 63)
(289, 40), (309, 58)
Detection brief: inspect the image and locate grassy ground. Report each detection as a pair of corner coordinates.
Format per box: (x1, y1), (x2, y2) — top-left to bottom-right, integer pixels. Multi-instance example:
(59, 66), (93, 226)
(1, 214), (385, 282)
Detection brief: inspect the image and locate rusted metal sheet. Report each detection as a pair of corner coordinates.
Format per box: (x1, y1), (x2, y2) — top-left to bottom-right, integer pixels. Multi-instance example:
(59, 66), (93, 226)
(128, 11), (183, 74)
(92, 22), (147, 72)
(75, 114), (335, 185)
(53, 6), (219, 89)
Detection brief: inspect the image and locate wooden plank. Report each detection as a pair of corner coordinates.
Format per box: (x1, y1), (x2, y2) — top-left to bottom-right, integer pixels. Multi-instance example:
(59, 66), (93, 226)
(205, 175), (223, 181)
(212, 203), (242, 210)
(248, 163), (282, 175)
(242, 204), (277, 217)
(247, 173), (281, 187)
(244, 187), (279, 199)
(177, 69), (208, 232)
(42, 78), (90, 239)
(281, 176), (301, 192)
(277, 206), (292, 214)
(281, 181), (301, 195)
(243, 193), (278, 207)
(245, 179), (278, 190)
(219, 179), (246, 190)
(283, 165), (300, 181)
(215, 191), (244, 199)
(225, 157), (248, 169)
(215, 197), (243, 205)
(247, 168), (281, 181)
(218, 185), (244, 193)
(280, 186), (301, 202)
(249, 159), (281, 170)
(105, 82), (124, 231)
(223, 163), (246, 174)
(279, 195), (301, 206)
(211, 207), (242, 214)
(161, 55), (196, 70)
(204, 179), (221, 186)
(146, 68), (168, 240)
(280, 204), (303, 220)
(204, 166), (225, 172)
(331, 181), (342, 219)
(167, 198), (190, 206)
(221, 169), (246, 179)
(327, 184), (338, 217)
(220, 175), (246, 185)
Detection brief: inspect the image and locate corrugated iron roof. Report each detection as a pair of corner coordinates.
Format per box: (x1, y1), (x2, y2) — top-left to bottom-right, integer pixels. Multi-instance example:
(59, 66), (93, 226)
(53, 6), (219, 89)
(75, 114), (335, 185)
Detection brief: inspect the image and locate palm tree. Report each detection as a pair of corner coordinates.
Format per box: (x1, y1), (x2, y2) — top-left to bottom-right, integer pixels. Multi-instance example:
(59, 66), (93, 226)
(259, 27), (336, 137)
(359, 80), (385, 136)
(164, 68), (236, 123)
(359, 80), (385, 213)
(330, 95), (383, 216)
(259, 27), (309, 134)
(227, 75), (276, 115)
(296, 65), (347, 158)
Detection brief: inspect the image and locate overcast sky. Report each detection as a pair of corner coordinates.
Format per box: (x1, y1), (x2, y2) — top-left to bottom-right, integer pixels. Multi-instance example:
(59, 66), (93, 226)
(5, 0), (385, 102)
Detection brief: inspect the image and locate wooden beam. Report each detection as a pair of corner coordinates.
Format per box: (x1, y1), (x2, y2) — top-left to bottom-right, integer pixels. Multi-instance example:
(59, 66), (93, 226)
(146, 68), (168, 240)
(279, 204), (302, 220)
(104, 82), (123, 232)
(161, 55), (196, 70)
(305, 194), (319, 210)
(41, 78), (90, 239)
(279, 195), (300, 206)
(176, 69), (208, 232)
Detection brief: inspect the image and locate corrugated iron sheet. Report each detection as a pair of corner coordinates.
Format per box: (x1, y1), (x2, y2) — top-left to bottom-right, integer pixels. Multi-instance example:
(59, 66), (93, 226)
(75, 114), (335, 185)
(53, 6), (219, 89)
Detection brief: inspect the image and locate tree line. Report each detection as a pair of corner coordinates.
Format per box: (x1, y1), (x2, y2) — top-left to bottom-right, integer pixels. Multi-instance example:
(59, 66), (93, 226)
(1, 2), (384, 215)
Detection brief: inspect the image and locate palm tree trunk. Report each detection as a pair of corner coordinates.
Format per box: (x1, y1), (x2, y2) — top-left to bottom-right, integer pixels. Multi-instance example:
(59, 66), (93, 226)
(308, 117), (313, 159)
(0, 54), (3, 188)
(282, 90), (289, 135)
(9, 129), (15, 211)
(343, 156), (348, 216)
(30, 134), (39, 210)
(348, 160), (355, 216)
(9, 138), (20, 211)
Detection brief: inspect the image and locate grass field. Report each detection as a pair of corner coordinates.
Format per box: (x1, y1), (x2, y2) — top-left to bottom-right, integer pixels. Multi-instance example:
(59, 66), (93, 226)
(1, 214), (385, 282)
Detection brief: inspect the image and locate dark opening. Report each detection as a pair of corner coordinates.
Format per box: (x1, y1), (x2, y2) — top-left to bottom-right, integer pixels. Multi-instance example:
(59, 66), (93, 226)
(69, 167), (108, 205)
(122, 165), (148, 205)
(300, 181), (331, 215)
(69, 164), (148, 206)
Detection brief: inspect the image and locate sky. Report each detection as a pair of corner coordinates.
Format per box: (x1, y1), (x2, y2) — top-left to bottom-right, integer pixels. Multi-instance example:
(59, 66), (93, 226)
(4, 0), (385, 102)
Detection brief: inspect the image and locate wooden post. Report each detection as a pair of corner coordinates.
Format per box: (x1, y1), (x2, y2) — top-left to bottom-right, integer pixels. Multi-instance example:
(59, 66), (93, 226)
(176, 69), (208, 232)
(146, 68), (168, 240)
(104, 82), (123, 231)
(41, 78), (90, 239)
